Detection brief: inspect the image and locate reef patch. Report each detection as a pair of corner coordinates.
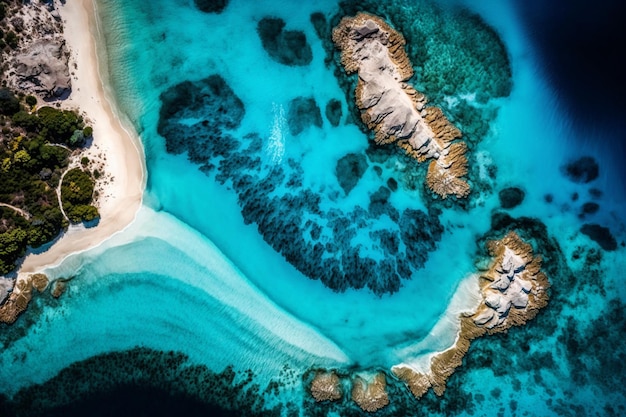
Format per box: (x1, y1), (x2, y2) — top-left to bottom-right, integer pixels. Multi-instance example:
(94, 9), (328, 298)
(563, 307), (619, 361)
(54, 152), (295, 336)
(257, 17), (313, 66)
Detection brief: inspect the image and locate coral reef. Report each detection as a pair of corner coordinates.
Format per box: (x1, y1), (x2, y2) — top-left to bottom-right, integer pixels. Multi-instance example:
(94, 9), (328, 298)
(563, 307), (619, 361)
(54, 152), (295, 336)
(159, 76), (444, 295)
(332, 12), (470, 199)
(257, 17), (312, 66)
(4, 347), (278, 417)
(310, 371), (343, 402)
(0, 273), (48, 324)
(351, 373), (390, 412)
(393, 231), (550, 398)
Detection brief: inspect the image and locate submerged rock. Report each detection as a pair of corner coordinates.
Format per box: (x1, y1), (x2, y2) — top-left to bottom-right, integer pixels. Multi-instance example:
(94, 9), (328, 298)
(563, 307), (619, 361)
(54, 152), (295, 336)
(325, 98), (342, 127)
(193, 0), (227, 13)
(335, 153), (368, 195)
(561, 156), (599, 183)
(499, 186), (525, 209)
(580, 202), (600, 216)
(257, 17), (312, 66)
(581, 223), (617, 251)
(287, 97), (322, 136)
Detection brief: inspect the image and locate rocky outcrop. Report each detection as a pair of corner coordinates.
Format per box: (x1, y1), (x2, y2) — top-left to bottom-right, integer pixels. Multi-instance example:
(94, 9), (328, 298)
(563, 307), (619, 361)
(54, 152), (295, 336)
(351, 373), (390, 412)
(51, 278), (70, 298)
(332, 13), (470, 199)
(13, 40), (71, 99)
(393, 231), (550, 398)
(2, 0), (72, 100)
(0, 273), (48, 324)
(0, 278), (15, 305)
(310, 371), (343, 402)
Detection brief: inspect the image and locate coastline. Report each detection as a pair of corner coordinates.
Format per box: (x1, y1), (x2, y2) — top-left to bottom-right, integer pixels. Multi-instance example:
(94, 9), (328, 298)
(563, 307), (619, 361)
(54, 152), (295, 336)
(18, 0), (145, 274)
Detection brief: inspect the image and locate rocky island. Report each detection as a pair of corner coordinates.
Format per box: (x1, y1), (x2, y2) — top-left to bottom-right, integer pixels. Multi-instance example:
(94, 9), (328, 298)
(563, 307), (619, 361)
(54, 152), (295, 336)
(332, 12), (470, 199)
(392, 231), (550, 398)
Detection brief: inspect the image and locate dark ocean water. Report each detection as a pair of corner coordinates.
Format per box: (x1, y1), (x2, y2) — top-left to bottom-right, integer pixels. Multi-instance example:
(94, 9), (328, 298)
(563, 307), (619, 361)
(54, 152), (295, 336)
(514, 0), (626, 184)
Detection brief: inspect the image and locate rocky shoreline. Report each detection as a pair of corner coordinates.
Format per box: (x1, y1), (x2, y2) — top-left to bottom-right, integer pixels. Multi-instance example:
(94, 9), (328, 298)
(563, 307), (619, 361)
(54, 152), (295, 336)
(392, 231), (550, 399)
(311, 231), (550, 410)
(332, 13), (470, 199)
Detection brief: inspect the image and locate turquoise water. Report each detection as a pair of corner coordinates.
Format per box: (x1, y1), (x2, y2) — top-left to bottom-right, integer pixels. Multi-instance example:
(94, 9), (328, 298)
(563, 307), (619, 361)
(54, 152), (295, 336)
(1, 0), (625, 416)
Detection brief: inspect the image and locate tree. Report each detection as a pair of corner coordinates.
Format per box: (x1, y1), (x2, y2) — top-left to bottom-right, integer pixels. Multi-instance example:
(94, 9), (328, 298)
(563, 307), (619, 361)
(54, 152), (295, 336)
(0, 88), (20, 115)
(25, 95), (37, 108)
(66, 204), (99, 223)
(0, 227), (28, 274)
(61, 168), (95, 205)
(37, 107), (83, 144)
(13, 149), (31, 164)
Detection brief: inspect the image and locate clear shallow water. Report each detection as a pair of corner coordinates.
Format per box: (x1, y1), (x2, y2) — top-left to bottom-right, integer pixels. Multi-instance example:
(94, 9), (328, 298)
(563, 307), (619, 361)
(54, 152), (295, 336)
(1, 0), (625, 416)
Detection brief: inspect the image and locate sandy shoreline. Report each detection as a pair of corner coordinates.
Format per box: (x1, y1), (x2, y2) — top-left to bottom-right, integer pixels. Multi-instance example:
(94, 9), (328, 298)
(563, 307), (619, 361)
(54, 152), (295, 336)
(18, 0), (145, 273)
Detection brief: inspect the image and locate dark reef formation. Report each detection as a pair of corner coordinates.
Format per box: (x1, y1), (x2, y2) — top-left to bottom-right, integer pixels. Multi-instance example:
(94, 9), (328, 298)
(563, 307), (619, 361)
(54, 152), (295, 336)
(335, 153), (368, 195)
(257, 17), (312, 66)
(158, 75), (444, 295)
(498, 186), (525, 209)
(580, 223), (617, 251)
(193, 0), (228, 14)
(287, 97), (322, 136)
(1, 348), (280, 417)
(158, 75), (244, 166)
(325, 99), (343, 127)
(561, 156), (599, 184)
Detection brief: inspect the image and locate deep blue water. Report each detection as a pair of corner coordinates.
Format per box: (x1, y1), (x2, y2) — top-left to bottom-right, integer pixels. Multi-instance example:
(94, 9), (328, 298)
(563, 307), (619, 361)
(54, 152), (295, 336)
(1, 0), (625, 416)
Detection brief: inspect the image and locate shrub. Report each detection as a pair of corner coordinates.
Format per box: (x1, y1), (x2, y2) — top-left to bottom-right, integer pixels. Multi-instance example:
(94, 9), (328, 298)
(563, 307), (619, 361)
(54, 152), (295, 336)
(11, 111), (39, 131)
(80, 156), (89, 166)
(66, 204), (99, 223)
(5, 30), (17, 49)
(61, 167), (94, 205)
(82, 126), (93, 137)
(25, 95), (37, 108)
(0, 88), (20, 115)
(37, 107), (83, 144)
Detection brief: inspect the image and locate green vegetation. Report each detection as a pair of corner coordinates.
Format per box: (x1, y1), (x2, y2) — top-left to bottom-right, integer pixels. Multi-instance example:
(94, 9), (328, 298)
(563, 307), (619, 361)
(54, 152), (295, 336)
(25, 95), (37, 108)
(61, 167), (99, 223)
(0, 90), (98, 274)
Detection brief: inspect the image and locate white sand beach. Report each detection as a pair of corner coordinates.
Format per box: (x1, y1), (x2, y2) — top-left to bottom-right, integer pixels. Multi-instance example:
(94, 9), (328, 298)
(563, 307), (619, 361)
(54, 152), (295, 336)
(19, 0), (145, 273)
